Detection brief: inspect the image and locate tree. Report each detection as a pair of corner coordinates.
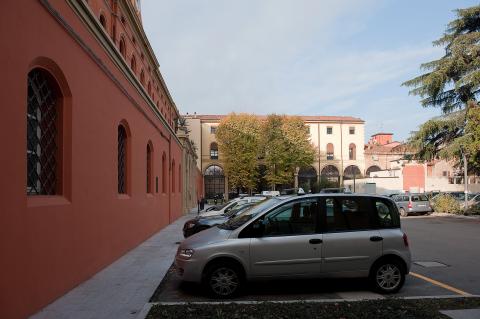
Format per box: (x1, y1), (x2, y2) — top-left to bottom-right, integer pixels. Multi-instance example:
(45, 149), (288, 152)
(215, 113), (261, 193)
(402, 5), (480, 173)
(261, 115), (316, 189)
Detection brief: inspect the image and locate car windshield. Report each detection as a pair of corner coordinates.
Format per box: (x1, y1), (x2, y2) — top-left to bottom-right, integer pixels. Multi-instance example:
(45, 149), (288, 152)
(219, 198), (282, 230)
(223, 204), (252, 217)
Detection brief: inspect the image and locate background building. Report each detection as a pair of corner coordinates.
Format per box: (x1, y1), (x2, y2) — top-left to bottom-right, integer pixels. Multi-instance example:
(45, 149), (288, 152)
(0, 1), (187, 318)
(185, 114), (365, 199)
(345, 133), (480, 194)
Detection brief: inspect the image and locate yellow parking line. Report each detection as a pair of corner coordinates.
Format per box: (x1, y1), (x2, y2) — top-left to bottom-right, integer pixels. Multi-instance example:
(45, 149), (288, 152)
(410, 272), (472, 296)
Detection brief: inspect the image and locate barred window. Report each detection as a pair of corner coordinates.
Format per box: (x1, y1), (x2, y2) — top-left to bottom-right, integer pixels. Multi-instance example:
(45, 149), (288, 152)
(172, 160), (176, 193)
(146, 143), (152, 193)
(210, 142), (218, 159)
(178, 164), (181, 192)
(27, 69), (59, 195)
(118, 125), (127, 194)
(162, 152), (167, 193)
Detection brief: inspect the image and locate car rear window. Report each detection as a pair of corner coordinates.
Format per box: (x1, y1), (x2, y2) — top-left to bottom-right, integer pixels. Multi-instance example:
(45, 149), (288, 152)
(373, 198), (400, 228)
(411, 195), (428, 201)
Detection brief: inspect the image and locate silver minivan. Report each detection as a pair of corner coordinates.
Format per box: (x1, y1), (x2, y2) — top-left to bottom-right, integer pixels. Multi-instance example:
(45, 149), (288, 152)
(392, 193), (432, 217)
(175, 194), (411, 297)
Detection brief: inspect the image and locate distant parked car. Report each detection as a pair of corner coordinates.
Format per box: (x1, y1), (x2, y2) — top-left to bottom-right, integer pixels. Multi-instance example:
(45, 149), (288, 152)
(392, 194), (432, 217)
(183, 204), (255, 238)
(199, 196), (266, 217)
(176, 194), (411, 298)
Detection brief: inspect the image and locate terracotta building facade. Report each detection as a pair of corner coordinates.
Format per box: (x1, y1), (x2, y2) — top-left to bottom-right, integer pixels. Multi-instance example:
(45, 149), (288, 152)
(0, 1), (186, 318)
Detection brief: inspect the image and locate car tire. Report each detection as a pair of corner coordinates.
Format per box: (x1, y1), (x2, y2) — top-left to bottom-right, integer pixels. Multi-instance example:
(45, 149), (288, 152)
(204, 261), (244, 298)
(370, 259), (405, 294)
(399, 208), (408, 217)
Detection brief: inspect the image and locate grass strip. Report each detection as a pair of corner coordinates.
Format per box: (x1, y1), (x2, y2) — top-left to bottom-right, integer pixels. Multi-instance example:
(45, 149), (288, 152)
(147, 297), (480, 319)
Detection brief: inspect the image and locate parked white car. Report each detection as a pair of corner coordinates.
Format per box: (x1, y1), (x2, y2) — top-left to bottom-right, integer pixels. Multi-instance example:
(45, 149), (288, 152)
(199, 196), (266, 217)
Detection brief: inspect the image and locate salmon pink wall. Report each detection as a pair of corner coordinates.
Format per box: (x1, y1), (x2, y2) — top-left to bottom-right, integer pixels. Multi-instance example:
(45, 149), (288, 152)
(403, 165), (425, 192)
(0, 1), (183, 318)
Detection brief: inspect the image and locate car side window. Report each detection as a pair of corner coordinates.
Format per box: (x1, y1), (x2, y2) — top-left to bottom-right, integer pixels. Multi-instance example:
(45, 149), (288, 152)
(373, 198), (399, 228)
(261, 199), (318, 236)
(324, 197), (373, 232)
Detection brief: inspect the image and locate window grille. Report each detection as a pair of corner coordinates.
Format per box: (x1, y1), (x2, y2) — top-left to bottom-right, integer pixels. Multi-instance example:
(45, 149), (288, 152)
(27, 69), (57, 195)
(146, 144), (152, 193)
(210, 142), (218, 159)
(118, 126), (127, 193)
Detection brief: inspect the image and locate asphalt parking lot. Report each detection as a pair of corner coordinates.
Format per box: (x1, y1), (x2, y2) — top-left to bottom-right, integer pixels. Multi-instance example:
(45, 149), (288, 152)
(151, 216), (480, 302)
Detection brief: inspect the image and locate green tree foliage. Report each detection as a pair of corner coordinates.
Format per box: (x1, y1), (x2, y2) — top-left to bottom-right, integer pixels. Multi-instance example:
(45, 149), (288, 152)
(216, 113), (317, 192)
(215, 113), (261, 193)
(261, 115), (316, 188)
(402, 5), (480, 173)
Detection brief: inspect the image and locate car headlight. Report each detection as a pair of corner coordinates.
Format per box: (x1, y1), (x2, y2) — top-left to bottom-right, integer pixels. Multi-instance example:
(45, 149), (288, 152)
(179, 248), (194, 259)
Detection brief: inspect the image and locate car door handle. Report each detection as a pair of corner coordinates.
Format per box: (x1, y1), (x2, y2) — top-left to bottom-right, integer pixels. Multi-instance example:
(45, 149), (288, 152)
(370, 236), (383, 242)
(309, 238), (323, 244)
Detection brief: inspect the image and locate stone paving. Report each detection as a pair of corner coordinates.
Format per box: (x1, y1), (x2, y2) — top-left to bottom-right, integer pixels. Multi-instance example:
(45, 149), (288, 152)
(31, 208), (200, 319)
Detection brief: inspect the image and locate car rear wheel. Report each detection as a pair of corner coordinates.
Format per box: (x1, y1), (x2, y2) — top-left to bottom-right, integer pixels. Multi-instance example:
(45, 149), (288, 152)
(204, 262), (244, 298)
(370, 260), (405, 294)
(399, 208), (408, 217)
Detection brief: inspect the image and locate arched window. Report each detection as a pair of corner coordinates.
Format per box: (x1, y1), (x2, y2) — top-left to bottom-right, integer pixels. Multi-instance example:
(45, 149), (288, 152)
(119, 37), (126, 59)
(320, 165), (340, 185)
(27, 68), (60, 195)
(172, 159), (176, 193)
(162, 152), (167, 193)
(326, 143), (334, 160)
(140, 69), (145, 85)
(99, 14), (107, 29)
(146, 143), (153, 193)
(366, 165), (381, 177)
(204, 165), (225, 199)
(349, 143), (356, 160)
(130, 55), (136, 73)
(210, 142), (218, 159)
(298, 166), (317, 193)
(118, 124), (128, 194)
(178, 164), (182, 192)
(344, 165), (361, 180)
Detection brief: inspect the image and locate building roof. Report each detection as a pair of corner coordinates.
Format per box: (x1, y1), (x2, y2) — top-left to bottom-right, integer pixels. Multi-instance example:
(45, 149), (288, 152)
(183, 114), (364, 123)
(371, 132), (393, 136)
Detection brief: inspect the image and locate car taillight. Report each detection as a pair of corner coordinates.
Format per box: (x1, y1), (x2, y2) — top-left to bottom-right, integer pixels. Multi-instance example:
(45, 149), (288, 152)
(408, 201), (412, 209)
(403, 233), (409, 247)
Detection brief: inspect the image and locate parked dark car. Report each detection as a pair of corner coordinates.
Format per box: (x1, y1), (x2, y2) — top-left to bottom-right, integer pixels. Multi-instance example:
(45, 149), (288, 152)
(183, 203), (255, 238)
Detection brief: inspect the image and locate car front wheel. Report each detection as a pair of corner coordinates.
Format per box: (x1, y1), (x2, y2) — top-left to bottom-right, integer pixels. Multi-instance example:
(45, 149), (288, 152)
(204, 262), (243, 298)
(370, 260), (405, 294)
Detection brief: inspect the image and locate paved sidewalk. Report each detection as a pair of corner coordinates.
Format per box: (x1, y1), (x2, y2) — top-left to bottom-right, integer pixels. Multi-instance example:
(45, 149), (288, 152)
(31, 209), (200, 319)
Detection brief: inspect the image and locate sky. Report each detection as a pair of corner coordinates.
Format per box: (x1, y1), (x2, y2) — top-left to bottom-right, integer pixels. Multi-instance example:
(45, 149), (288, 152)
(142, 0), (478, 142)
